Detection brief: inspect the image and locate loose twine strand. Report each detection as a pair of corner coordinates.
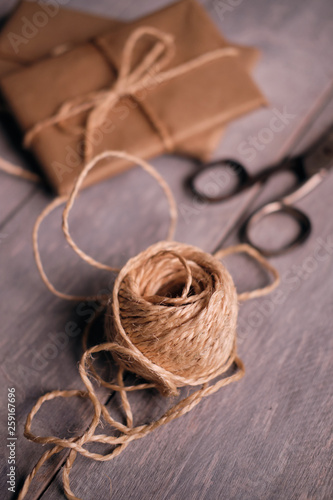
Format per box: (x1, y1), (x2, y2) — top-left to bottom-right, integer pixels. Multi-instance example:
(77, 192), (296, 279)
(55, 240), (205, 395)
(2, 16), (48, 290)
(17, 150), (279, 500)
(0, 156), (40, 183)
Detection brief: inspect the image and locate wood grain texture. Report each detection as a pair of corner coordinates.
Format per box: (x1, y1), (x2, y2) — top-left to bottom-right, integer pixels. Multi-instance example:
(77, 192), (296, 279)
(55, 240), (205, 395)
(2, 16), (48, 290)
(0, 0), (332, 499)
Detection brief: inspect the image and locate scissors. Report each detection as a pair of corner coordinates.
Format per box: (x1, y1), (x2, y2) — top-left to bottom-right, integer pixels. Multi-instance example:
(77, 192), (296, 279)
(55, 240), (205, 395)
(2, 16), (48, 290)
(187, 87), (333, 257)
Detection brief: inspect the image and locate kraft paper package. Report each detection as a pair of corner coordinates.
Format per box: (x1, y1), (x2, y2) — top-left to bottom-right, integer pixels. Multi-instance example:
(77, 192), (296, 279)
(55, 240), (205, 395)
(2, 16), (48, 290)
(0, 0), (266, 194)
(0, 1), (235, 166)
(0, 1), (261, 183)
(0, 0), (123, 76)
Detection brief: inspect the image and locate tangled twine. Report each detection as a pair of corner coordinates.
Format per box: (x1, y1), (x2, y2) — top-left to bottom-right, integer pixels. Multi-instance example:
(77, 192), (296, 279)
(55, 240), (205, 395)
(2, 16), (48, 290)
(18, 151), (279, 500)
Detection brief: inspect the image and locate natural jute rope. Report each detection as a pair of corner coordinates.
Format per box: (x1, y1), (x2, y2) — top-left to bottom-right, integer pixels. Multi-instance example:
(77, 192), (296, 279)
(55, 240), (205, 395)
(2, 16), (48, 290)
(17, 151), (279, 500)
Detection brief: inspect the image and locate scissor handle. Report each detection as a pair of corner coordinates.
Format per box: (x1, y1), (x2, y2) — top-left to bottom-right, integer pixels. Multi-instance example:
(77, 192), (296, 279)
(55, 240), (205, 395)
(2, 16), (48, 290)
(239, 201), (311, 257)
(187, 159), (250, 202)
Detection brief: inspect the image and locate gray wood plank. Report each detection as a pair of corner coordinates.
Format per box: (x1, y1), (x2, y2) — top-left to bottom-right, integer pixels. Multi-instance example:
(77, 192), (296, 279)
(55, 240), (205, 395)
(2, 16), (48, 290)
(65, 0), (172, 19)
(205, 0), (333, 170)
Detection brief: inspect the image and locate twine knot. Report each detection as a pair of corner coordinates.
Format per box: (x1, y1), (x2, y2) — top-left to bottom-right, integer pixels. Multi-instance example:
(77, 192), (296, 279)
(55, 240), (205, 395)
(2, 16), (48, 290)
(23, 27), (239, 164)
(24, 26), (176, 160)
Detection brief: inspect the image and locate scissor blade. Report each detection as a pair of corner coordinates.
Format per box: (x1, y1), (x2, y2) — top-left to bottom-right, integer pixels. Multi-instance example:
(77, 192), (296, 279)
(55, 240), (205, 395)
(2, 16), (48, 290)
(303, 124), (333, 177)
(279, 79), (333, 163)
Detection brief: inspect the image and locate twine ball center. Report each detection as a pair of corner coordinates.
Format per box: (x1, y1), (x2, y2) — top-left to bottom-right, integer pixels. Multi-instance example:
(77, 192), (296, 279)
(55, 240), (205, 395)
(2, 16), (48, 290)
(107, 241), (239, 395)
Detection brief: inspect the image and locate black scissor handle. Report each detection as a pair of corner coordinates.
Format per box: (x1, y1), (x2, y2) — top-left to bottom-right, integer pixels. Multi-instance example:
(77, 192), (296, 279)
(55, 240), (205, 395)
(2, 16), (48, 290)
(187, 159), (250, 203)
(239, 202), (311, 257)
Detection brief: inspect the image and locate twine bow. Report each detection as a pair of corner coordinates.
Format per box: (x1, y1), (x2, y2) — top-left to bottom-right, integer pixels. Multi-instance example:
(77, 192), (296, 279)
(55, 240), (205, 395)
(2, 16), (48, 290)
(24, 27), (176, 161)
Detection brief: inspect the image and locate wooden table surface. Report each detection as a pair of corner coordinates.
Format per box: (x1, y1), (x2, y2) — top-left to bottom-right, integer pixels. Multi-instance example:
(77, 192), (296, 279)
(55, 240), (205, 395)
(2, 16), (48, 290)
(0, 1), (332, 499)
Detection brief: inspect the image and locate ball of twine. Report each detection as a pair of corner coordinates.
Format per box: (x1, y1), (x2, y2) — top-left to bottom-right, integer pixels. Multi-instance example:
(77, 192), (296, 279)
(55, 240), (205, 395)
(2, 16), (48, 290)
(20, 151), (279, 500)
(108, 240), (238, 396)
